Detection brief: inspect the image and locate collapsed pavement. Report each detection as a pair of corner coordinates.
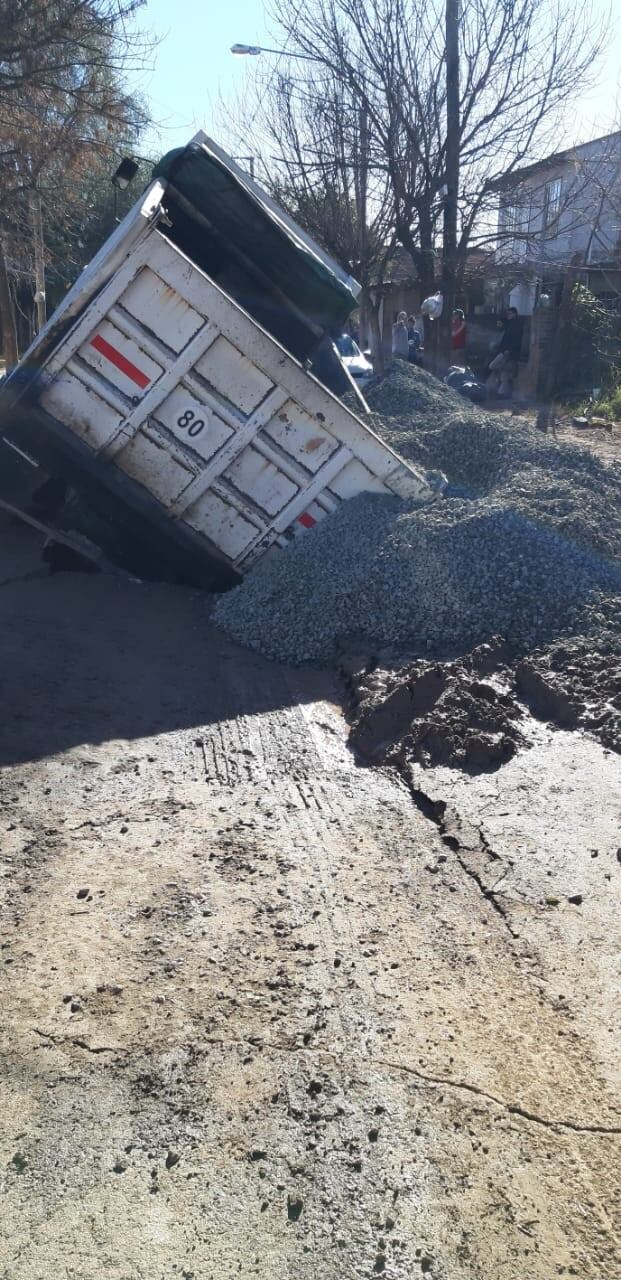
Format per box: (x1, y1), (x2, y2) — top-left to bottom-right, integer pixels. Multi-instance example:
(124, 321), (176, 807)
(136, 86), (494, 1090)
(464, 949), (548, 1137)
(214, 362), (621, 772)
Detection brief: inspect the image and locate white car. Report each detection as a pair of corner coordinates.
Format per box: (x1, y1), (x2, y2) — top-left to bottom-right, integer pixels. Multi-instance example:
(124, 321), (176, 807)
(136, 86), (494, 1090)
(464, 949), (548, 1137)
(336, 334), (374, 387)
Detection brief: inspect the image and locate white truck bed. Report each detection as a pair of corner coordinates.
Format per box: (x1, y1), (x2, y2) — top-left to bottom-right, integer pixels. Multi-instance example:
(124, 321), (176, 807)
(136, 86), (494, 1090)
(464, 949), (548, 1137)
(0, 198), (437, 585)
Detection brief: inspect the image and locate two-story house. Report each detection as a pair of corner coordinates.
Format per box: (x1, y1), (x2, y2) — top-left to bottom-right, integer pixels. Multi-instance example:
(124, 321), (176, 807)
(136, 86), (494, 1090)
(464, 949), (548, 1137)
(494, 130), (621, 314)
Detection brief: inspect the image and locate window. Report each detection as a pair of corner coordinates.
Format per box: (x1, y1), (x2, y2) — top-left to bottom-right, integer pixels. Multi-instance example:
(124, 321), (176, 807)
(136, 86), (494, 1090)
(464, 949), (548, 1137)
(543, 178), (562, 228)
(502, 204), (520, 234)
(499, 199), (530, 261)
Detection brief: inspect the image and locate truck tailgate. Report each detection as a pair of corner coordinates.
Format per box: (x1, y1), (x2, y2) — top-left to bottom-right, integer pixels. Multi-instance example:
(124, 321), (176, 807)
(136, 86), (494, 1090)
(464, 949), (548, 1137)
(15, 231), (434, 573)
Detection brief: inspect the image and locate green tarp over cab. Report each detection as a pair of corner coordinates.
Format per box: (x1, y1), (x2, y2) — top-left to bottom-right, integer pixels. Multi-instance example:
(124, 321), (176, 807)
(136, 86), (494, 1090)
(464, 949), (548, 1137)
(153, 138), (359, 344)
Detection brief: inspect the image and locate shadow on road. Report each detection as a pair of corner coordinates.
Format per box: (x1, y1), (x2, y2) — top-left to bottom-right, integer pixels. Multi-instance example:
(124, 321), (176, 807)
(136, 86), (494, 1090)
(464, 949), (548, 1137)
(0, 533), (330, 767)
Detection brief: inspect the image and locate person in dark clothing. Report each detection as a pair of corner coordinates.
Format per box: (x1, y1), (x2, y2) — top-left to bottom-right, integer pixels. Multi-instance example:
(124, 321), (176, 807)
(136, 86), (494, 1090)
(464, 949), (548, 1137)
(407, 314), (423, 364)
(487, 306), (523, 397)
(500, 307), (523, 360)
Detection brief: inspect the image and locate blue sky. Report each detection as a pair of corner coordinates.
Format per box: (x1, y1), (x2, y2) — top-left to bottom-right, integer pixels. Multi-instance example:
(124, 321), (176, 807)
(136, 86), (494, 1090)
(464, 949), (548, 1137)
(134, 0), (620, 159)
(133, 0), (270, 154)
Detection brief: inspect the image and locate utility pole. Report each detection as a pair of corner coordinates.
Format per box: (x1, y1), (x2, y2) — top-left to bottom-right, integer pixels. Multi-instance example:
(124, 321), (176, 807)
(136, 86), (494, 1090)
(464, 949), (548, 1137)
(439, 0), (460, 372)
(357, 104), (368, 253)
(30, 188), (46, 334)
(356, 103), (370, 351)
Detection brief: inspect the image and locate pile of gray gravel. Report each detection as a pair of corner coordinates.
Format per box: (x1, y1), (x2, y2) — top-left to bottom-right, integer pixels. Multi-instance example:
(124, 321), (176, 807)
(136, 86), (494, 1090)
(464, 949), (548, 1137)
(214, 363), (621, 665)
(365, 362), (621, 562)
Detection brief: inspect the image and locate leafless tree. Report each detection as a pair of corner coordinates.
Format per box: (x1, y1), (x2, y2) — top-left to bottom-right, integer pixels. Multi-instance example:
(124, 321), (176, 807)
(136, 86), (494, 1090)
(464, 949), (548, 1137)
(229, 0), (607, 367)
(222, 68), (397, 370)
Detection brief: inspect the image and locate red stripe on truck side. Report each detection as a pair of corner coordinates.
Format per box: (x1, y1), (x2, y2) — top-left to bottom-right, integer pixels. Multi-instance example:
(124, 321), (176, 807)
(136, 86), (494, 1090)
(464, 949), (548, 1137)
(90, 333), (151, 389)
(298, 512), (316, 528)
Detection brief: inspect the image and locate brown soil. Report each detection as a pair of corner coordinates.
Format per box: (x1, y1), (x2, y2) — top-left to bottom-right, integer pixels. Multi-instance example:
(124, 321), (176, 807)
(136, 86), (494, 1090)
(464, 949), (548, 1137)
(507, 403), (621, 466)
(516, 636), (621, 752)
(346, 628), (621, 775)
(348, 639), (523, 773)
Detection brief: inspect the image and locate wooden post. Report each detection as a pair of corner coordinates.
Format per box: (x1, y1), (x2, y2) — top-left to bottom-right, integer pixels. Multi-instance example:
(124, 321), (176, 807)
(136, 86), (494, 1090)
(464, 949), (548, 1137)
(0, 239), (18, 367)
(30, 189), (47, 334)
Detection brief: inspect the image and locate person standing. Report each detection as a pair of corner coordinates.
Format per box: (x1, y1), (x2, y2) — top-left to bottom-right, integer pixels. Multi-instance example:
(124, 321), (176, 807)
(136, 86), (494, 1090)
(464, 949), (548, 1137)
(392, 310), (409, 360)
(487, 306), (523, 397)
(407, 315), (423, 365)
(451, 308), (467, 352)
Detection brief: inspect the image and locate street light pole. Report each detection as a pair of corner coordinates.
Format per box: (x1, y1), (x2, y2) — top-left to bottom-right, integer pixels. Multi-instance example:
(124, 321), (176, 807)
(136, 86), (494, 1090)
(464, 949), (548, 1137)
(231, 45), (367, 241)
(231, 43), (320, 62)
(231, 44), (319, 189)
(30, 188), (46, 334)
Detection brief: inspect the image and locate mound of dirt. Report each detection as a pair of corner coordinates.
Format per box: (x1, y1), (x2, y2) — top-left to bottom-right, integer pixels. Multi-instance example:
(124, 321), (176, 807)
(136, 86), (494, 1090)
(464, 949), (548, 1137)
(516, 636), (621, 753)
(348, 639), (524, 774)
(347, 622), (621, 774)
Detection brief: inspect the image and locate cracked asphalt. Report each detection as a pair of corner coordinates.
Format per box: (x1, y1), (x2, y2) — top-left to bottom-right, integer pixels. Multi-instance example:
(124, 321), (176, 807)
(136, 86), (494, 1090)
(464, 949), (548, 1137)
(0, 531), (619, 1279)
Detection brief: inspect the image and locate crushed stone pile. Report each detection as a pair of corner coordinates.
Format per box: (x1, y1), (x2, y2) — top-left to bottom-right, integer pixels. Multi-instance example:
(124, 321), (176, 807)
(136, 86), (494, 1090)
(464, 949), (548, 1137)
(214, 362), (621, 667)
(364, 361), (621, 563)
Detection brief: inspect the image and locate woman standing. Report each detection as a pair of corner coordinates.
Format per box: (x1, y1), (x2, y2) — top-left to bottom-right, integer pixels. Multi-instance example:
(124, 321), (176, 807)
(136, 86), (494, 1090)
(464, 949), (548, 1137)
(451, 308), (467, 352)
(392, 311), (409, 360)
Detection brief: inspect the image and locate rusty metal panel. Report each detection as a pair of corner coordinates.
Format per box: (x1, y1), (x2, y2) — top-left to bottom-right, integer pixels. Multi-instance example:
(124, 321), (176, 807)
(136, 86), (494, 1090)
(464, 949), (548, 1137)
(18, 228), (436, 578)
(328, 458), (387, 500)
(150, 385), (234, 463)
(78, 319), (164, 400)
(119, 426), (197, 505)
(194, 336), (274, 417)
(261, 399), (338, 474)
(40, 373), (124, 450)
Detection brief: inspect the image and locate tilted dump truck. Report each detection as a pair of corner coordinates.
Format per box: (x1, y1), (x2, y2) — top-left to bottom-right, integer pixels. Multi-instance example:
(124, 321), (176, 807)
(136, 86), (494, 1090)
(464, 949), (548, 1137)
(0, 134), (439, 588)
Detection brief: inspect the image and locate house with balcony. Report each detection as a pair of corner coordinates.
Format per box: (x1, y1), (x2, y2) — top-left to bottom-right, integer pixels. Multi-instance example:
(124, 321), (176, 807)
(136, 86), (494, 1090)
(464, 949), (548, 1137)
(493, 130), (621, 314)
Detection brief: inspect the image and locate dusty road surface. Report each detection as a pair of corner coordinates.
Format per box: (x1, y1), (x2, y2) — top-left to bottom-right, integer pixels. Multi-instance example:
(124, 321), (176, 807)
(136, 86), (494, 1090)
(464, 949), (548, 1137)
(0, 533), (619, 1279)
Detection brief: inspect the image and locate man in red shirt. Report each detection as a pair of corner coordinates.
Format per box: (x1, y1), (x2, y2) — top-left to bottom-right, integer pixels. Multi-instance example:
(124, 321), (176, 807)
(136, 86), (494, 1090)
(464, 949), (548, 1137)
(451, 308), (467, 352)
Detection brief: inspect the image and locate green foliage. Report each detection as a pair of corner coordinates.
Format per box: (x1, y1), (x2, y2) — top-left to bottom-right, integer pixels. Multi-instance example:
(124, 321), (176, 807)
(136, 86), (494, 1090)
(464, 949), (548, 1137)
(593, 383), (621, 421)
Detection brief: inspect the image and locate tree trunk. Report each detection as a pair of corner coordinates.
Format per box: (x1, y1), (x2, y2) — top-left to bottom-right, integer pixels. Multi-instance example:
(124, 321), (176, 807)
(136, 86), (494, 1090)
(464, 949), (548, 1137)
(438, 0), (460, 374)
(400, 228), (435, 300)
(0, 239), (18, 368)
(398, 218), (436, 367)
(367, 292), (385, 376)
(359, 287), (385, 376)
(545, 255), (582, 398)
(356, 104), (368, 272)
